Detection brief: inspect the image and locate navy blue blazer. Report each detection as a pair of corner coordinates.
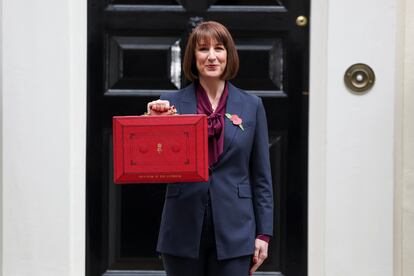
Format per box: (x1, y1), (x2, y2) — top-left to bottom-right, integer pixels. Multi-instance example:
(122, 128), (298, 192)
(156, 82), (273, 260)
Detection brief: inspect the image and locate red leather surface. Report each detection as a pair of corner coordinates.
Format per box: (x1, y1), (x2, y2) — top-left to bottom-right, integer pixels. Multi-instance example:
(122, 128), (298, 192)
(113, 115), (208, 184)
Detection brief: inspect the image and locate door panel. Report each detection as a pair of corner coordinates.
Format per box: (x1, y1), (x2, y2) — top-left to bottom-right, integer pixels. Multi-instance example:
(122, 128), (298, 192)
(87, 0), (309, 275)
(106, 36), (183, 94)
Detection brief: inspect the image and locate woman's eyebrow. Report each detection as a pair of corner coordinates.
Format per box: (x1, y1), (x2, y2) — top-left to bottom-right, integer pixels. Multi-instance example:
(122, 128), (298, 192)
(196, 41), (223, 48)
(197, 40), (208, 45)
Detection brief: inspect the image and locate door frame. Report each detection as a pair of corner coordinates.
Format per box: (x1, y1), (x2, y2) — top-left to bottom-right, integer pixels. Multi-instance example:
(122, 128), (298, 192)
(308, 0), (400, 275)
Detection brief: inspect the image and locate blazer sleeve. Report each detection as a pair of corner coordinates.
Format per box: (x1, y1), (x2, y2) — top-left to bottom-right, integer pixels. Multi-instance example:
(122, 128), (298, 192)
(159, 93), (169, 102)
(160, 92), (176, 104)
(251, 97), (274, 236)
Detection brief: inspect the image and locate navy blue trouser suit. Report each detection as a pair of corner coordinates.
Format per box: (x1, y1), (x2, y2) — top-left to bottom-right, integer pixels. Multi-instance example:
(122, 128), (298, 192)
(162, 193), (251, 276)
(157, 83), (274, 275)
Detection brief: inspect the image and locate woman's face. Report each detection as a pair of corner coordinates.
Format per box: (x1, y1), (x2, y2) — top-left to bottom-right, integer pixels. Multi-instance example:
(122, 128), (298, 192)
(195, 39), (227, 80)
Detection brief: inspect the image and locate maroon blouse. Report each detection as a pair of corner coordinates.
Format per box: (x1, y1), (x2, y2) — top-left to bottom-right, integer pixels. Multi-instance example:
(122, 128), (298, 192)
(196, 82), (228, 167)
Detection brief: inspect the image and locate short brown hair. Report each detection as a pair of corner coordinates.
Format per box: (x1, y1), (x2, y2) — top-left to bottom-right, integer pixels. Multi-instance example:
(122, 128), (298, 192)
(183, 21), (239, 81)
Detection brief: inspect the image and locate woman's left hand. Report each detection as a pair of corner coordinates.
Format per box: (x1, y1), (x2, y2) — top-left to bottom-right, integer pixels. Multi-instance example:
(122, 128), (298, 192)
(250, 238), (268, 275)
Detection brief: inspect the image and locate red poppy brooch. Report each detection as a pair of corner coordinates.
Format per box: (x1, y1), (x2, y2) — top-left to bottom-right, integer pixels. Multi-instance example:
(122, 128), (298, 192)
(225, 113), (244, 131)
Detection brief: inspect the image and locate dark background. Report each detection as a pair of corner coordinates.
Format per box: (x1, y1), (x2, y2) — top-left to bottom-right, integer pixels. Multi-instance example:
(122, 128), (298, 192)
(87, 0), (309, 275)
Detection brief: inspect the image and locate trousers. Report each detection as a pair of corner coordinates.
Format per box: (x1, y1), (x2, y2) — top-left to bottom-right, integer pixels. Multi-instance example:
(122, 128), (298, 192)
(162, 193), (252, 276)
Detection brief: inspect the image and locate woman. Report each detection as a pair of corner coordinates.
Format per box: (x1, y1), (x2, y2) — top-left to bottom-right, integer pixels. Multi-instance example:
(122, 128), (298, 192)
(147, 21), (273, 276)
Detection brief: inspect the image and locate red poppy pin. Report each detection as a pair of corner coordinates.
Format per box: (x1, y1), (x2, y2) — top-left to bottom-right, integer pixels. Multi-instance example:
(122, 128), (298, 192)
(225, 113), (244, 131)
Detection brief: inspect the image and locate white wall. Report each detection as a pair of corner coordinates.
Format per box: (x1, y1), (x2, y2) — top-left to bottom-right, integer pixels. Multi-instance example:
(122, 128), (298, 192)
(0, 0), (3, 271)
(0, 0), (86, 275)
(309, 0), (397, 275)
(401, 0), (414, 274)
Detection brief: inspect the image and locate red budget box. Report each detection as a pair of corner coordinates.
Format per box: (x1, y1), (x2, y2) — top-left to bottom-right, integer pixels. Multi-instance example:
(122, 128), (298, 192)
(113, 115), (208, 184)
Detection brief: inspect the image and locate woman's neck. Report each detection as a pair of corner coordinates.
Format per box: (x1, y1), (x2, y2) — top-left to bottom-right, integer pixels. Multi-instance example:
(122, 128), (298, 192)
(199, 78), (226, 103)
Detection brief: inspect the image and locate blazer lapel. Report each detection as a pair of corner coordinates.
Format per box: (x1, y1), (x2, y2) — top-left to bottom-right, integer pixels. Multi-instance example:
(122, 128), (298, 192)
(177, 82), (244, 166)
(222, 82), (244, 157)
(179, 83), (197, 114)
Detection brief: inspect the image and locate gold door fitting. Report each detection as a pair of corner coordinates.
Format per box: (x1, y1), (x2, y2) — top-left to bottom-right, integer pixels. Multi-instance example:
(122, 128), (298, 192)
(344, 63), (375, 93)
(296, 16), (308, 27)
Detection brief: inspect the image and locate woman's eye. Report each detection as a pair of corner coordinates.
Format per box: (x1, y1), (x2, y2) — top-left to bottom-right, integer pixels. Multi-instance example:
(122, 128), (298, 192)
(198, 47), (208, 51)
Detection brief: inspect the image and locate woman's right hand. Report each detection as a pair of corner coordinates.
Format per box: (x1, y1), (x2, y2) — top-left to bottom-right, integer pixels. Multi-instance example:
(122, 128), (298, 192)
(146, 100), (176, 116)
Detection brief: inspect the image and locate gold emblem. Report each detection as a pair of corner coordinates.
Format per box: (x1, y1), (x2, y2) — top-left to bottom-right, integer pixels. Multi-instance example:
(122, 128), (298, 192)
(157, 143), (163, 154)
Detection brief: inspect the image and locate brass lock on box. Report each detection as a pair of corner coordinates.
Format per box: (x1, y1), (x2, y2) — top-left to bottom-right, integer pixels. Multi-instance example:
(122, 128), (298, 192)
(344, 63), (375, 93)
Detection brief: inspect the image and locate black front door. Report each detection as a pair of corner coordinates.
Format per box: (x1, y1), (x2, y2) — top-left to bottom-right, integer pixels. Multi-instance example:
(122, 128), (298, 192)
(87, 1), (309, 275)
